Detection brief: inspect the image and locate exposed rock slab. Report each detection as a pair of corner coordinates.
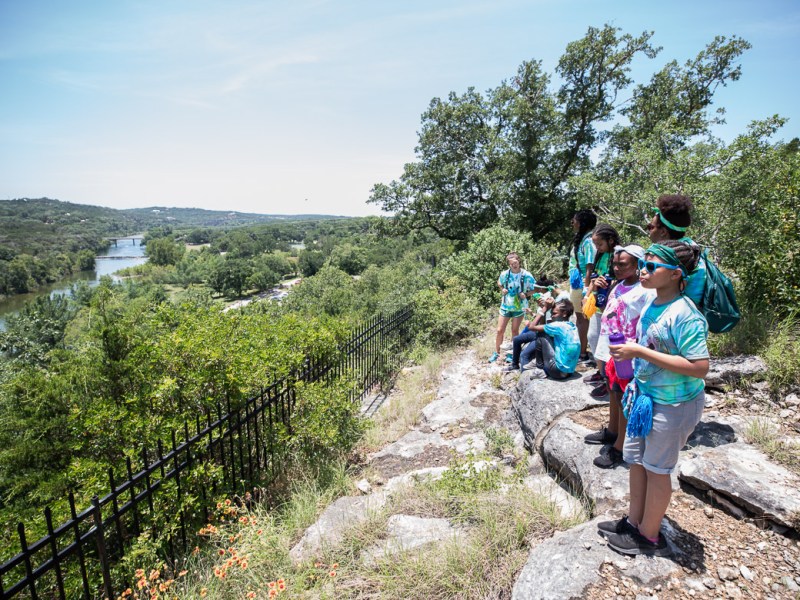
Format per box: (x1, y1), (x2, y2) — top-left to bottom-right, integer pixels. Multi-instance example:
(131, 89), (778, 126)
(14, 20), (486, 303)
(542, 418), (630, 513)
(511, 373), (601, 450)
(520, 474), (587, 521)
(423, 352), (495, 428)
(289, 493), (387, 564)
(368, 429), (487, 480)
(512, 517), (680, 600)
(360, 514), (464, 565)
(679, 442), (800, 529)
(543, 417), (739, 513)
(705, 355), (767, 387)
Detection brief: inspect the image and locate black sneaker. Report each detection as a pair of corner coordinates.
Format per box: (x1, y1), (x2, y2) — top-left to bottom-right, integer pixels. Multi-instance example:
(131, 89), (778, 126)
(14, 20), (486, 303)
(597, 515), (637, 536)
(593, 446), (623, 469)
(502, 364), (519, 373)
(584, 427), (617, 445)
(590, 383), (609, 400)
(605, 529), (671, 557)
(583, 371), (604, 384)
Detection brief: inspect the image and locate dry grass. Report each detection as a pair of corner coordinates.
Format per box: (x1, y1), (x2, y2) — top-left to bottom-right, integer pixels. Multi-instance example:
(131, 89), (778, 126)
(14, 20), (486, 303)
(358, 349), (448, 452)
(744, 417), (800, 475)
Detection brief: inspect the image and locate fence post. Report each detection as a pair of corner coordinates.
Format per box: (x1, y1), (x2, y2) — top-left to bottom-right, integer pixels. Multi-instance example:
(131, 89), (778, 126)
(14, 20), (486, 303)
(91, 496), (114, 600)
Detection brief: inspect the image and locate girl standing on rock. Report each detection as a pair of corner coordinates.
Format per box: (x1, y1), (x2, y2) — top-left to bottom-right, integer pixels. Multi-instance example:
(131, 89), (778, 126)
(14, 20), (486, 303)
(599, 240), (709, 556)
(567, 209), (597, 362)
(490, 252), (536, 363)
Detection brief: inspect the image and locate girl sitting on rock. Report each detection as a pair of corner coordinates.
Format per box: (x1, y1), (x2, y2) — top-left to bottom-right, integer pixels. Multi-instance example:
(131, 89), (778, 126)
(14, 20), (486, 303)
(525, 298), (580, 380)
(599, 240), (709, 556)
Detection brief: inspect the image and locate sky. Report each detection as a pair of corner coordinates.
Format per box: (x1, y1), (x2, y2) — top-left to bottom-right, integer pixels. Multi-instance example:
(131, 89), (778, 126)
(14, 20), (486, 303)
(1, 0), (799, 217)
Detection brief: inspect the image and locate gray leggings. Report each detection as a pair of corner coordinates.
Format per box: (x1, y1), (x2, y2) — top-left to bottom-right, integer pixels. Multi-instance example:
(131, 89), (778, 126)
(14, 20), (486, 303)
(535, 334), (570, 380)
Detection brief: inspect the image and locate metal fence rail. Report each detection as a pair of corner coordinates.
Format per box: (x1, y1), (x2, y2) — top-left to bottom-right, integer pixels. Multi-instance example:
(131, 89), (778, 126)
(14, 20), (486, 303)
(0, 305), (414, 599)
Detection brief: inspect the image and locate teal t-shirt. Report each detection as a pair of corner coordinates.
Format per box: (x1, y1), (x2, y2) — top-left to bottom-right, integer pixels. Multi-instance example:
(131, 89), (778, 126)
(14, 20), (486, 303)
(568, 233), (596, 277)
(543, 321), (581, 373)
(498, 269), (536, 313)
(633, 296), (709, 405)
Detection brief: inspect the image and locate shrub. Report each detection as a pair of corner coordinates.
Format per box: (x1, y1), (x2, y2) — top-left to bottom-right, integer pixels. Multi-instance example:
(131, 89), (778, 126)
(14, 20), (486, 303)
(411, 278), (483, 348)
(440, 224), (563, 308)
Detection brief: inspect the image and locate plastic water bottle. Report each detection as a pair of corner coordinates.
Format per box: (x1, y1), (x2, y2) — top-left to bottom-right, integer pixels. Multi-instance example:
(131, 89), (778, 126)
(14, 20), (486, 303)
(595, 274), (613, 309)
(608, 331), (634, 379)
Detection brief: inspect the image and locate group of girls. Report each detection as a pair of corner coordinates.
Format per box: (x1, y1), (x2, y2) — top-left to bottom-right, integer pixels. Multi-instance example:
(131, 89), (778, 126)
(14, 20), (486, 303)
(495, 194), (710, 558)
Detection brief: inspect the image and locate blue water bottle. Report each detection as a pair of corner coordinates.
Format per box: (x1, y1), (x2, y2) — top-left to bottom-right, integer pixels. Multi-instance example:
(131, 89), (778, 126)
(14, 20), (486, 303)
(594, 274), (613, 309)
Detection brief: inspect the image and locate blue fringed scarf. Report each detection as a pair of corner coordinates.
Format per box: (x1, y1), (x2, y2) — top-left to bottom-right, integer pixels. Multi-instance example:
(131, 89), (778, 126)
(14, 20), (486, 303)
(622, 380), (654, 438)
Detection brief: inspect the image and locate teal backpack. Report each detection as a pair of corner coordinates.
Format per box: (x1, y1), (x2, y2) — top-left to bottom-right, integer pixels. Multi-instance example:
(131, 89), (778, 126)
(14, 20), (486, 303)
(697, 250), (740, 334)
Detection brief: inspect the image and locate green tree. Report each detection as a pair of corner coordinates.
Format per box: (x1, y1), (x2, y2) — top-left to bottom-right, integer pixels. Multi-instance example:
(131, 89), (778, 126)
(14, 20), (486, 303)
(369, 25), (658, 243)
(298, 249), (325, 276)
(145, 237), (185, 266)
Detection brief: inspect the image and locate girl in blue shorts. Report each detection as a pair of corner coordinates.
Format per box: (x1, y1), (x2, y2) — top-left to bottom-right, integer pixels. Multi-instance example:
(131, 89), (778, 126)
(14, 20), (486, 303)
(600, 240), (709, 556)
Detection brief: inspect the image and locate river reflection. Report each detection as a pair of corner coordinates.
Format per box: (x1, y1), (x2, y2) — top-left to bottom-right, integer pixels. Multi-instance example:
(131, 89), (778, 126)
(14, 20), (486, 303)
(0, 237), (148, 329)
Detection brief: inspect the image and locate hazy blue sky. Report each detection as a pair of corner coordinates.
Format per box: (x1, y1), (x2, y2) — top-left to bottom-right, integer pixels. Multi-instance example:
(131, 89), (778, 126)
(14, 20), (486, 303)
(1, 0), (798, 216)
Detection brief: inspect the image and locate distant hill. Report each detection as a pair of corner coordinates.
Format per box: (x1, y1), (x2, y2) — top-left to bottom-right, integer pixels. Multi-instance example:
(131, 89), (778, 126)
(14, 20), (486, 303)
(123, 206), (347, 228)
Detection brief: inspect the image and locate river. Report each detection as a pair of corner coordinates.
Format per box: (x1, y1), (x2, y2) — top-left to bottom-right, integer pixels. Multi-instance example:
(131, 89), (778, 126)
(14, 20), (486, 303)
(0, 236), (148, 329)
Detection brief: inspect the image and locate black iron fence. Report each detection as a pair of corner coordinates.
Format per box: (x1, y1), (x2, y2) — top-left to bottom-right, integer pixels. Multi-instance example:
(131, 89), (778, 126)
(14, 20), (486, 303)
(0, 305), (414, 599)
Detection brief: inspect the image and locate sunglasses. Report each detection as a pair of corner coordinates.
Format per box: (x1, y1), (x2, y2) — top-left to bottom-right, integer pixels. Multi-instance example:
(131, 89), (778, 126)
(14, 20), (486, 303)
(637, 259), (682, 273)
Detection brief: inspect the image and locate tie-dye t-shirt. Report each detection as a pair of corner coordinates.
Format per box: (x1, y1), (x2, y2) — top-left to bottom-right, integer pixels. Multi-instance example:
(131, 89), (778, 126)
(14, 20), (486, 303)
(679, 237), (707, 305)
(498, 269), (536, 314)
(634, 296), (709, 405)
(543, 321), (581, 373)
(600, 282), (656, 340)
(568, 233), (597, 277)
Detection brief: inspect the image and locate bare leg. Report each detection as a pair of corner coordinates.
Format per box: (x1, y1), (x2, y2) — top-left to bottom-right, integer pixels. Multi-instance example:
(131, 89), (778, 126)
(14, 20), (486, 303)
(639, 472), (672, 539)
(608, 389), (621, 435)
(575, 312), (589, 356)
(628, 464), (647, 527)
(510, 315), (524, 338)
(613, 393), (627, 452)
(495, 316), (511, 353)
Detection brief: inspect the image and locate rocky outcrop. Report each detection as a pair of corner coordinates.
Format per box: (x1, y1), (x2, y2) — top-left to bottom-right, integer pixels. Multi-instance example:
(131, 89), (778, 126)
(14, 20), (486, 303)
(705, 355), (767, 387)
(360, 514), (465, 566)
(511, 373), (603, 450)
(679, 442), (800, 530)
(289, 493), (388, 564)
(512, 517), (680, 600)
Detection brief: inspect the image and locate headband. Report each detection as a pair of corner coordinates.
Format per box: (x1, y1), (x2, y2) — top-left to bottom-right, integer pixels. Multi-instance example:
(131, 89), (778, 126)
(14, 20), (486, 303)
(652, 207), (689, 232)
(645, 244), (687, 277)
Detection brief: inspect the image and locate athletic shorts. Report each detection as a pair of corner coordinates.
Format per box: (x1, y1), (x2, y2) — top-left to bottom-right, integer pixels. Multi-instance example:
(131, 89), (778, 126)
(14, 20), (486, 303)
(623, 391), (704, 475)
(569, 288), (584, 315)
(605, 358), (631, 392)
(499, 308), (525, 318)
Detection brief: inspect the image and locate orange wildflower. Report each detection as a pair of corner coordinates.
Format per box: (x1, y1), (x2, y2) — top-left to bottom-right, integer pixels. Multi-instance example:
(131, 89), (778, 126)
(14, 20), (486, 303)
(268, 581), (276, 589)
(268, 591), (277, 599)
(277, 581), (286, 591)
(331, 563), (339, 569)
(200, 588), (207, 598)
(329, 571), (336, 578)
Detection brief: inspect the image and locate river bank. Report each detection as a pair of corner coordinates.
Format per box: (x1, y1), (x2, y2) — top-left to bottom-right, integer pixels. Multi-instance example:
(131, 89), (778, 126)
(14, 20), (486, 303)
(0, 236), (147, 328)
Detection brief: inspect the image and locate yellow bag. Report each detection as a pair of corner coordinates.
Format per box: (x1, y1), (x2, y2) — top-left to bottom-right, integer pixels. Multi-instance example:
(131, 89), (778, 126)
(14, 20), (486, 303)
(582, 292), (597, 317)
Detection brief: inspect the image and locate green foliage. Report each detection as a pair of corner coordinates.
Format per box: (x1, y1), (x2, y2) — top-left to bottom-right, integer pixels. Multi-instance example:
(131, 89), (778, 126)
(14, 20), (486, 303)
(327, 243), (367, 275)
(281, 265), (357, 318)
(298, 249), (325, 276)
(440, 224), (563, 308)
(411, 278), (483, 348)
(145, 237), (185, 266)
(369, 25), (659, 243)
(761, 312), (800, 392)
(0, 294), (77, 365)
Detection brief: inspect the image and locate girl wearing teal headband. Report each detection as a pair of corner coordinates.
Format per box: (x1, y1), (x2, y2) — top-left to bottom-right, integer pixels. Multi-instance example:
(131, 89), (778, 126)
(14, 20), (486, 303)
(601, 240), (709, 557)
(646, 194), (707, 305)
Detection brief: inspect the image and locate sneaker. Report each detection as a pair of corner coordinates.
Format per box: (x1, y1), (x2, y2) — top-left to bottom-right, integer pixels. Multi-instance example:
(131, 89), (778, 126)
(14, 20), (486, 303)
(605, 529), (671, 557)
(584, 427), (617, 445)
(590, 383), (609, 400)
(593, 446), (624, 469)
(523, 367), (547, 379)
(488, 352), (499, 363)
(583, 371), (604, 384)
(502, 364), (519, 373)
(597, 515), (638, 537)
(505, 352), (514, 363)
